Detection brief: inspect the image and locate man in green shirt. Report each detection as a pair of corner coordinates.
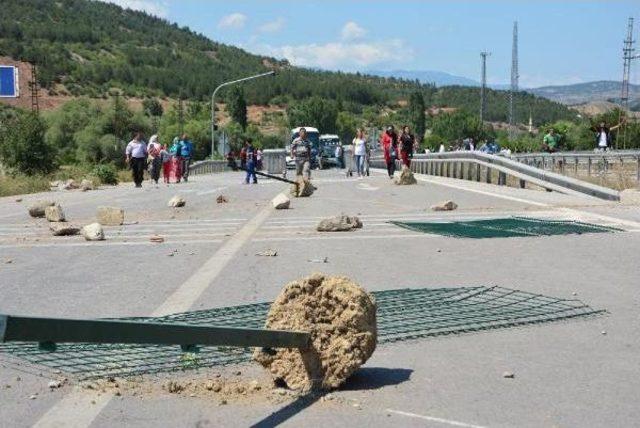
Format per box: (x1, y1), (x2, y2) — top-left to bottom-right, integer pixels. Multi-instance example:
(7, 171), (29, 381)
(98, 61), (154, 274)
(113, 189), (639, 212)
(542, 128), (560, 153)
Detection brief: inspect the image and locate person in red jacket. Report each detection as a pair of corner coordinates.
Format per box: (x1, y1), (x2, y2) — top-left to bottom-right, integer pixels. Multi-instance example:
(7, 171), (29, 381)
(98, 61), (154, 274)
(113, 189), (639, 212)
(381, 125), (398, 178)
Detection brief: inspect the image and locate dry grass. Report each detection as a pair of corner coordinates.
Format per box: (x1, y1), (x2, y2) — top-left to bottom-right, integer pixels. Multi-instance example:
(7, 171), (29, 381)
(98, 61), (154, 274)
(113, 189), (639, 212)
(0, 174), (50, 197)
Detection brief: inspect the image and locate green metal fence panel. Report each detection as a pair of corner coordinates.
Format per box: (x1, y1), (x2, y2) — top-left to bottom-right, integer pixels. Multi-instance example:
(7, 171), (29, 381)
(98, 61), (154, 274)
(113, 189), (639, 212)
(0, 286), (604, 379)
(390, 217), (622, 239)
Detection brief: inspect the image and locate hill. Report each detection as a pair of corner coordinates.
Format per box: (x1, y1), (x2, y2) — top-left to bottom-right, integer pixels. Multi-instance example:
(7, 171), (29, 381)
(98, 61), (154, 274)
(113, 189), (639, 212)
(527, 80), (640, 106)
(0, 0), (575, 125)
(366, 69), (479, 87)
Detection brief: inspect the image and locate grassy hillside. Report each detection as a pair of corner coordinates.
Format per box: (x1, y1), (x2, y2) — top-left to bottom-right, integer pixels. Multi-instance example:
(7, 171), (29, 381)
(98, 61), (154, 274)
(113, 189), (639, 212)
(0, 0), (576, 125)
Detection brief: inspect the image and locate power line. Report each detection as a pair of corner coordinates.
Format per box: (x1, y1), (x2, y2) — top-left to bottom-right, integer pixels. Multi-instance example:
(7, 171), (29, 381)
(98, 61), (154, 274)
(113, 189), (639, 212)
(620, 17), (639, 149)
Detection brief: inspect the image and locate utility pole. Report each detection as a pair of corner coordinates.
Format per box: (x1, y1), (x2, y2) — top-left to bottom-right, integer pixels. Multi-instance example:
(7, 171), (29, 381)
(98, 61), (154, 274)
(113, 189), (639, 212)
(620, 17), (639, 149)
(509, 21), (519, 141)
(28, 63), (39, 114)
(480, 51), (490, 124)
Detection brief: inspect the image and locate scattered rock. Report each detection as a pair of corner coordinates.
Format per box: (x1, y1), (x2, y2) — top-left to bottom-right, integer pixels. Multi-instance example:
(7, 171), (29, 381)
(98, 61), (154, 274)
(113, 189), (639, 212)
(166, 380), (184, 394)
(254, 274), (377, 391)
(48, 380), (62, 389)
(307, 257), (329, 263)
(168, 195), (186, 208)
(272, 193), (290, 209)
(96, 206), (124, 226)
(81, 223), (105, 241)
(216, 195), (228, 203)
(80, 179), (94, 191)
(29, 395), (37, 400)
(502, 371), (515, 379)
(50, 224), (80, 236)
(291, 178), (315, 197)
(4, 258), (13, 264)
(219, 399), (228, 405)
(394, 166), (417, 185)
(28, 200), (55, 218)
(316, 215), (362, 232)
(15, 198), (22, 202)
(149, 235), (165, 243)
(601, 330), (607, 335)
(249, 380), (261, 392)
(431, 200), (458, 211)
(44, 205), (66, 222)
(256, 249), (278, 257)
(233, 370), (242, 376)
(59, 179), (79, 191)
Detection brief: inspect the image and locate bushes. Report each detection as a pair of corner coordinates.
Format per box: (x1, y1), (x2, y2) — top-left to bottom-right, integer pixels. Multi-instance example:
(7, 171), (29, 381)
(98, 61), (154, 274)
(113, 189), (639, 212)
(91, 163), (119, 185)
(0, 112), (57, 175)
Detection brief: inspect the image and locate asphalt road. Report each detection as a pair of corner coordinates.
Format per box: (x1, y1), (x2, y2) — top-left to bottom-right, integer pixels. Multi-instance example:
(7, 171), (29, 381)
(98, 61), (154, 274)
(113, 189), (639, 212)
(1, 168), (639, 427)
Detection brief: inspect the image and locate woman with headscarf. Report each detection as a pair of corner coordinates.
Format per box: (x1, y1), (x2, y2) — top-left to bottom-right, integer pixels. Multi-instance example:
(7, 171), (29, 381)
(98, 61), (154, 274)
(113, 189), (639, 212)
(147, 134), (162, 185)
(169, 137), (182, 183)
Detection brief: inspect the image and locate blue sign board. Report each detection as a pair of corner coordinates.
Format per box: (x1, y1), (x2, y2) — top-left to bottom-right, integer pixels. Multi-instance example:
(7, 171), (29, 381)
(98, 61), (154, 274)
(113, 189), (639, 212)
(0, 66), (18, 97)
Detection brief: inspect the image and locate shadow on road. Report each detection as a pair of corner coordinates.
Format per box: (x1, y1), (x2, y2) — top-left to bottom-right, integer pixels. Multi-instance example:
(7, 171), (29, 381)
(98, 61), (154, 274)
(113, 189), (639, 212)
(250, 367), (412, 427)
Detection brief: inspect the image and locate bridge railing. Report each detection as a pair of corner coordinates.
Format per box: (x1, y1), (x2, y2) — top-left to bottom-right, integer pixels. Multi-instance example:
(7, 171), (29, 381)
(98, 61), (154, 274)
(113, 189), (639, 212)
(509, 150), (640, 183)
(370, 151), (620, 201)
(188, 160), (228, 175)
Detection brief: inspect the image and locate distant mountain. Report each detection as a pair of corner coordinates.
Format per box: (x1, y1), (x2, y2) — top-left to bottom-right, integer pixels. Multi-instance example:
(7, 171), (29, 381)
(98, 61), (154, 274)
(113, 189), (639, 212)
(366, 69), (480, 87)
(527, 81), (640, 106)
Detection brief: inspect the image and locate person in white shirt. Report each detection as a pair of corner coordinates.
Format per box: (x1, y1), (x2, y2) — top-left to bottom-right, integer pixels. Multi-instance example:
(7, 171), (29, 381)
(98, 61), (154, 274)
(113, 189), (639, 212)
(593, 120), (623, 151)
(125, 132), (148, 188)
(352, 128), (367, 178)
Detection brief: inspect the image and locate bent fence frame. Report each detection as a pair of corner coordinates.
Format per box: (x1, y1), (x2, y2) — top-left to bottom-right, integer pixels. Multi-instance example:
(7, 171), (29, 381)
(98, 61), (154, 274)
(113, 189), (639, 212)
(370, 152), (620, 201)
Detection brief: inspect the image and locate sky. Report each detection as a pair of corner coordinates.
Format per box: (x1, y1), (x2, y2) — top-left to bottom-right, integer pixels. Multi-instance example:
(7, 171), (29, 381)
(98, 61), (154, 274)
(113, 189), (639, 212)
(104, 0), (639, 88)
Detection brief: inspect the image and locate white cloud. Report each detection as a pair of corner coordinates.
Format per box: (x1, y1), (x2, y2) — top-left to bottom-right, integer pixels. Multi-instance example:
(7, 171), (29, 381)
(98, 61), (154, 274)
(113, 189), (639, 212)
(218, 13), (247, 30)
(258, 17), (285, 33)
(99, 0), (168, 18)
(259, 39), (408, 70)
(341, 21), (366, 41)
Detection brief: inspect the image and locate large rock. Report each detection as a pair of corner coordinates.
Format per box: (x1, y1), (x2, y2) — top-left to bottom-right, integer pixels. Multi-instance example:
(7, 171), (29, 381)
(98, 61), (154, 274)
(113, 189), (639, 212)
(254, 274), (377, 391)
(80, 179), (94, 191)
(431, 200), (458, 211)
(28, 200), (56, 218)
(50, 224), (80, 236)
(81, 223), (105, 241)
(272, 193), (290, 209)
(316, 215), (362, 232)
(290, 178), (315, 197)
(59, 179), (79, 191)
(44, 205), (66, 222)
(96, 206), (124, 226)
(620, 189), (640, 205)
(168, 195), (186, 208)
(394, 165), (417, 185)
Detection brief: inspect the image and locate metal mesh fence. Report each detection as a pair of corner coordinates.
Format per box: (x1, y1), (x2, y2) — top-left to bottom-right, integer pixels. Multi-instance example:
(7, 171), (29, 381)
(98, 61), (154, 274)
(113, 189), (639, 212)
(390, 217), (622, 239)
(0, 286), (604, 379)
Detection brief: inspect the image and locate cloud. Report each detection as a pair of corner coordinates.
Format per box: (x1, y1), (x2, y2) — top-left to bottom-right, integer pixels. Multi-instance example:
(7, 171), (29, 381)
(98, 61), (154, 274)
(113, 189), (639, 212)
(218, 13), (247, 30)
(99, 0), (168, 18)
(341, 21), (366, 41)
(259, 17), (285, 33)
(259, 39), (408, 70)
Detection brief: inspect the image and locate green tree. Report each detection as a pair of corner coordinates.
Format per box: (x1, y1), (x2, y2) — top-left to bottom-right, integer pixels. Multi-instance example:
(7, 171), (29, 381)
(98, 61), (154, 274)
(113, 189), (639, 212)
(227, 86), (248, 130)
(408, 91), (426, 142)
(0, 112), (57, 175)
(336, 111), (358, 143)
(287, 96), (338, 133)
(142, 98), (163, 117)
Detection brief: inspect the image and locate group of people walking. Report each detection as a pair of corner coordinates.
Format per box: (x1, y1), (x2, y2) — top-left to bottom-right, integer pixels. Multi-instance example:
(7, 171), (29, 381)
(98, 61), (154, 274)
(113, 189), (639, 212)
(381, 125), (418, 178)
(124, 132), (193, 187)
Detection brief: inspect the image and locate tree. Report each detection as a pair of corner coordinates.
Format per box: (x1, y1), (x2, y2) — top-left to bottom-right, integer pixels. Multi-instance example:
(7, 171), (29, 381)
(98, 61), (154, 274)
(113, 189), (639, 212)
(227, 86), (248, 130)
(336, 111), (358, 143)
(408, 91), (426, 142)
(142, 98), (163, 117)
(0, 112), (57, 175)
(287, 96), (338, 133)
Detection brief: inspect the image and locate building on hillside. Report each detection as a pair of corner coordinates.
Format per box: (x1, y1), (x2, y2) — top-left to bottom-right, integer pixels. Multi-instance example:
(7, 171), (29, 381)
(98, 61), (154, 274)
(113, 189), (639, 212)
(0, 56), (34, 110)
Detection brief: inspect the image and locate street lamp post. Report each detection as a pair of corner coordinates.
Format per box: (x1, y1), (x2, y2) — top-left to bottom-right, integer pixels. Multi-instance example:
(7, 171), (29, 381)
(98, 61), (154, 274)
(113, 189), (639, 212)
(210, 71), (275, 158)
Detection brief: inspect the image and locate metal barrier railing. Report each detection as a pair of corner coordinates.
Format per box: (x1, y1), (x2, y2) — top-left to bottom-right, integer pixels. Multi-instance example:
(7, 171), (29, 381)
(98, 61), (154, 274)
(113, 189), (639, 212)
(370, 151), (620, 201)
(188, 160), (228, 175)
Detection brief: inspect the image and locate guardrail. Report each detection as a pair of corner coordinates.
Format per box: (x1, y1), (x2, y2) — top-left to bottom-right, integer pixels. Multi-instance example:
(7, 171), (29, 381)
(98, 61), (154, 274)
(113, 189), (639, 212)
(370, 152), (620, 201)
(188, 160), (228, 175)
(509, 150), (640, 183)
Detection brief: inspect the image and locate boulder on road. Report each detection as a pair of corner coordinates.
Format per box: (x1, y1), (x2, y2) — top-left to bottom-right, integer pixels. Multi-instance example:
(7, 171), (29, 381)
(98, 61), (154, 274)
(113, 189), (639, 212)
(50, 224), (80, 236)
(394, 166), (417, 185)
(80, 179), (94, 191)
(316, 215), (362, 232)
(44, 205), (66, 222)
(431, 200), (458, 211)
(96, 206), (124, 226)
(168, 195), (186, 208)
(28, 201), (56, 218)
(291, 178), (315, 197)
(272, 193), (290, 209)
(81, 223), (105, 241)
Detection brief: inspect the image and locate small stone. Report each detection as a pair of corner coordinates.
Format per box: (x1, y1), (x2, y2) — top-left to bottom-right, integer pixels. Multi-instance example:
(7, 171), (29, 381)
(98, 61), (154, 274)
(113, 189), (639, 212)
(324, 393), (334, 401)
(189, 393), (196, 397)
(214, 373), (221, 378)
(91, 400), (96, 405)
(275, 388), (287, 396)
(235, 385), (245, 394)
(149, 235), (165, 243)
(431, 200), (458, 211)
(96, 206), (124, 226)
(233, 370), (241, 376)
(114, 391), (121, 396)
(352, 403), (361, 409)
(48, 380), (62, 389)
(81, 223), (105, 241)
(249, 380), (261, 391)
(216, 195), (228, 203)
(572, 292), (578, 296)
(15, 198), (22, 202)
(502, 371), (515, 379)
(219, 399), (227, 405)
(205, 381), (214, 391)
(212, 384), (222, 393)
(29, 395), (37, 400)
(168, 195), (186, 208)
(16, 376), (21, 382)
(256, 249), (277, 257)
(4, 258), (13, 264)
(601, 330), (607, 335)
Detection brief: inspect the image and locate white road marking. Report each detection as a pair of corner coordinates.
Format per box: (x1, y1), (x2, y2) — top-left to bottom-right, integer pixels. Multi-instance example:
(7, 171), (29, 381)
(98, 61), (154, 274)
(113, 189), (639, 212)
(0, 239), (224, 249)
(386, 409), (487, 428)
(31, 188), (282, 428)
(253, 233), (434, 242)
(196, 186), (227, 196)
